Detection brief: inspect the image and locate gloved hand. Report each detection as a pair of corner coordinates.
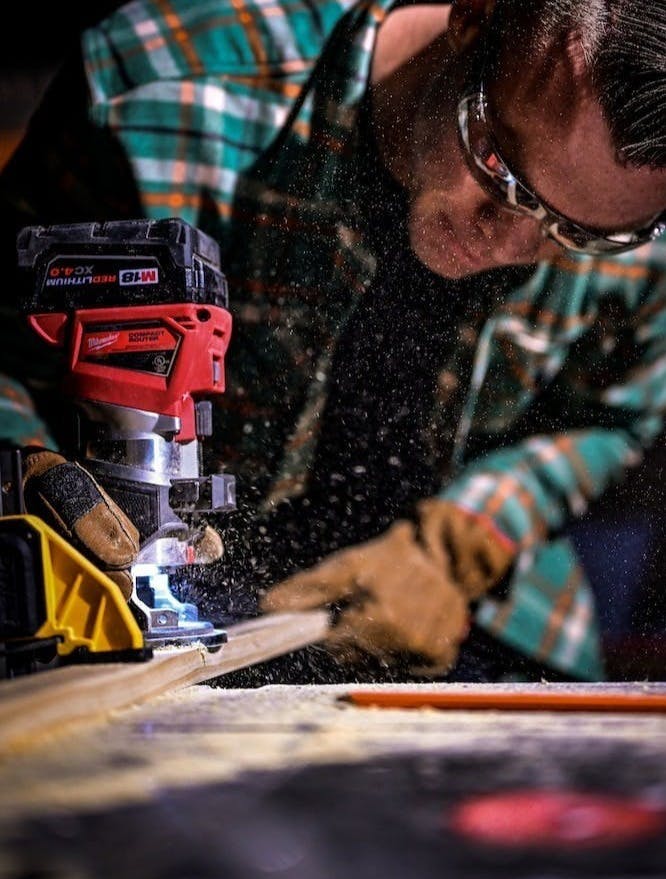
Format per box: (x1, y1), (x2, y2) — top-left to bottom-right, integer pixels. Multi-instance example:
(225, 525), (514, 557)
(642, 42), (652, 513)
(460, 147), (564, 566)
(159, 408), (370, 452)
(22, 449), (224, 599)
(22, 449), (140, 600)
(416, 498), (517, 600)
(259, 520), (470, 674)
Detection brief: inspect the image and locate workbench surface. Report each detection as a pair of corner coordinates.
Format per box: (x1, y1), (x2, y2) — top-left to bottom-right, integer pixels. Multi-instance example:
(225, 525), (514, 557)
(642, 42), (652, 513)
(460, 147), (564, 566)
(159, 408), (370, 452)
(1, 681), (665, 878)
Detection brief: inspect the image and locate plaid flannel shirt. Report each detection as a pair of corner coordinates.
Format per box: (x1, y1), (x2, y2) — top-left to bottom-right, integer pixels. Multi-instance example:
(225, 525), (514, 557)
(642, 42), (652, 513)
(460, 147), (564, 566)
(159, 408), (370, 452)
(4, 0), (666, 679)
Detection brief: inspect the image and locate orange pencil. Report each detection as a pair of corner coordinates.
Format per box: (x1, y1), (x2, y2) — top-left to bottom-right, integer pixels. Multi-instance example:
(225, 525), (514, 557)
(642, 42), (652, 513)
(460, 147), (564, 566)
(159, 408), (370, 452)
(341, 689), (666, 713)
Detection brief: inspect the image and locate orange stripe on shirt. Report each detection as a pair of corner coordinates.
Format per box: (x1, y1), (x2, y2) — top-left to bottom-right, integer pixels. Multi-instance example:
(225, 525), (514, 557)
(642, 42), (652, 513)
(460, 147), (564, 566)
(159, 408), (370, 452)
(535, 566), (581, 661)
(177, 81), (196, 163)
(498, 337), (536, 389)
(634, 297), (666, 325)
(230, 0), (269, 69)
(233, 69), (312, 89)
(483, 473), (546, 546)
(484, 474), (523, 518)
(553, 434), (596, 499)
(158, 0), (205, 73)
(143, 191), (232, 217)
(552, 254), (651, 282)
(499, 300), (594, 331)
(368, 0), (391, 23)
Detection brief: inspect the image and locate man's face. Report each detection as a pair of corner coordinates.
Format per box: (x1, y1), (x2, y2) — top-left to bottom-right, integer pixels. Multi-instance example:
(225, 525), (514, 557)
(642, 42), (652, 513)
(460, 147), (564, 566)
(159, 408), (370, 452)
(406, 30), (666, 279)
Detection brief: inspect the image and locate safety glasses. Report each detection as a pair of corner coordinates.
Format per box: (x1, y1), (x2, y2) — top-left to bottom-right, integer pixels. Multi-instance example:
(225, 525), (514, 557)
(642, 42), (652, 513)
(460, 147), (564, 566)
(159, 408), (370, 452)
(457, 82), (666, 256)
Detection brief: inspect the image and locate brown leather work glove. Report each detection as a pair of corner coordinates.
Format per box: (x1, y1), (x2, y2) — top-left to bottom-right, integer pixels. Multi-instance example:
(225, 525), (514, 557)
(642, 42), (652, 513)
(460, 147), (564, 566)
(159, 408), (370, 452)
(22, 449), (140, 600)
(260, 520), (470, 674)
(416, 498), (517, 600)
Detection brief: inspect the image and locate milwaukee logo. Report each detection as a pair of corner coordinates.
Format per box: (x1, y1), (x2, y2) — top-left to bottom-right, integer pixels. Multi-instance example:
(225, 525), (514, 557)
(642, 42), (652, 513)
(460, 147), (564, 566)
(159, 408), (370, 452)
(119, 267), (159, 286)
(87, 333), (120, 352)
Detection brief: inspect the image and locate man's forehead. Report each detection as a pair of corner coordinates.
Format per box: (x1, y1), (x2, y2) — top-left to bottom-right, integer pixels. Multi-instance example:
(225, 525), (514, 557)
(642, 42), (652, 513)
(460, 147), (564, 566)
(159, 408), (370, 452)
(487, 32), (666, 229)
(491, 21), (589, 119)
(488, 28), (595, 172)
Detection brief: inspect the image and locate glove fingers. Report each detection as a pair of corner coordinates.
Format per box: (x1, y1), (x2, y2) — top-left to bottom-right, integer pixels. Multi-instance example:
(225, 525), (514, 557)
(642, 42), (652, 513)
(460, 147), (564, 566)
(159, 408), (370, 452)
(447, 520), (480, 594)
(104, 569), (134, 602)
(425, 598), (470, 670)
(75, 497), (139, 569)
(325, 608), (389, 660)
(23, 451), (139, 571)
(447, 512), (509, 598)
(409, 657), (459, 678)
(260, 551), (361, 612)
(416, 499), (452, 574)
(327, 601), (448, 665)
(327, 601), (468, 674)
(321, 623), (366, 666)
(447, 510), (475, 575)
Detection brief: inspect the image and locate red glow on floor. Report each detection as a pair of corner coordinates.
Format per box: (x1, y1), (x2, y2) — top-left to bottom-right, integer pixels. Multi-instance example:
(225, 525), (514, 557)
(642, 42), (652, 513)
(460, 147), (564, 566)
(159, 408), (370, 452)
(448, 789), (666, 849)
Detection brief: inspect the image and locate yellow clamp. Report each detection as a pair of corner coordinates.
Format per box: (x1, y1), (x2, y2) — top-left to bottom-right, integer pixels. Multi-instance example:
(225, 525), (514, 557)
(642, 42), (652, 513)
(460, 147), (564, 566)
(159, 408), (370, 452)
(5, 514), (146, 658)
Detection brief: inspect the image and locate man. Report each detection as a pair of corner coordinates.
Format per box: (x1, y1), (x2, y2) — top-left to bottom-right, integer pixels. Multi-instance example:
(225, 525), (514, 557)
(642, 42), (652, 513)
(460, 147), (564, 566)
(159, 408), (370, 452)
(2, 0), (666, 682)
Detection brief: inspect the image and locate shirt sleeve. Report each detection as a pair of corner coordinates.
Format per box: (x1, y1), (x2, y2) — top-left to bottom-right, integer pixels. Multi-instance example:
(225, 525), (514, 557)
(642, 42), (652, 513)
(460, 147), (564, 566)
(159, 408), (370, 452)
(82, 0), (358, 102)
(0, 373), (57, 449)
(440, 250), (666, 549)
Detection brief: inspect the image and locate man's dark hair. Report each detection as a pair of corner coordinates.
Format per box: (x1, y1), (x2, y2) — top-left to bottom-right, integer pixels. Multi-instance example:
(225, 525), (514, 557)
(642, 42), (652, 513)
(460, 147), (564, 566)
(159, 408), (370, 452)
(493, 0), (666, 168)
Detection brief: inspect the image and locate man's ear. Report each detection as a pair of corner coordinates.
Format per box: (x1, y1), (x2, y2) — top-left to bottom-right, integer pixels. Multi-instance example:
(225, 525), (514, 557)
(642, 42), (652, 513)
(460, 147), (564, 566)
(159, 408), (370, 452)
(447, 0), (495, 53)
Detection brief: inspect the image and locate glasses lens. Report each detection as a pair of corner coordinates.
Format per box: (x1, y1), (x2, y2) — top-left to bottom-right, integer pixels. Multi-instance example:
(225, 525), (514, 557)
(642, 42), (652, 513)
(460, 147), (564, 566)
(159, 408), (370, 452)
(459, 95), (508, 199)
(460, 93), (544, 217)
(550, 218), (653, 255)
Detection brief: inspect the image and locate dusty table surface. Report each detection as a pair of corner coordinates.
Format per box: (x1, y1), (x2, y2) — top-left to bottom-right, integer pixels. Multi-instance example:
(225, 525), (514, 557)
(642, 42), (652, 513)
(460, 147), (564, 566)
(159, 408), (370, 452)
(1, 681), (665, 878)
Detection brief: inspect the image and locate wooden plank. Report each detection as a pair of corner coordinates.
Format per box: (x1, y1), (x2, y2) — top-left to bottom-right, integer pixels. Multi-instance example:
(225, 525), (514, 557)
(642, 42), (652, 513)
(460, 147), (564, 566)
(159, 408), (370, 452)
(342, 688), (666, 713)
(0, 610), (328, 755)
(2, 683), (665, 822)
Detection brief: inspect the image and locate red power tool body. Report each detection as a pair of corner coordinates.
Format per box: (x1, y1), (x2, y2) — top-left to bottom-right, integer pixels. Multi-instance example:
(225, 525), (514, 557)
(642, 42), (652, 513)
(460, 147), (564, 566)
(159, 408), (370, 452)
(15, 218), (236, 645)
